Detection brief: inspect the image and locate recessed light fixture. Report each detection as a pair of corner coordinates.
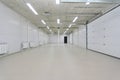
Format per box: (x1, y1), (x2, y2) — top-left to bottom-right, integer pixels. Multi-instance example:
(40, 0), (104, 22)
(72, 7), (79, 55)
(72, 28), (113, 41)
(56, 0), (60, 5)
(26, 3), (38, 15)
(73, 17), (78, 23)
(57, 19), (60, 24)
(41, 20), (46, 25)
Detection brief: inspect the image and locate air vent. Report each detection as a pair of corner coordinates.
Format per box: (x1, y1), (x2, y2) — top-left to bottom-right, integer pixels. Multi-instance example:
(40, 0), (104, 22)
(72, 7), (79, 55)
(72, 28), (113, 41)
(44, 12), (51, 16)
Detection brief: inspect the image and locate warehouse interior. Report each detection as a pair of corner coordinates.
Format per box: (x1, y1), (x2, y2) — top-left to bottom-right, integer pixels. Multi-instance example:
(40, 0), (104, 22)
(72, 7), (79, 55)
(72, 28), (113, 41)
(0, 0), (120, 80)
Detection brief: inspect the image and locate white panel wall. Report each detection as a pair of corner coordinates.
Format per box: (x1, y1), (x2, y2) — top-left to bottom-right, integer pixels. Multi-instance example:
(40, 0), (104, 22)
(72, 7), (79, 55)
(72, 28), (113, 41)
(0, 2), (48, 54)
(39, 31), (48, 45)
(78, 27), (86, 48)
(88, 6), (120, 58)
(49, 34), (70, 44)
(70, 25), (86, 48)
(69, 33), (73, 44)
(49, 34), (59, 44)
(73, 29), (79, 46)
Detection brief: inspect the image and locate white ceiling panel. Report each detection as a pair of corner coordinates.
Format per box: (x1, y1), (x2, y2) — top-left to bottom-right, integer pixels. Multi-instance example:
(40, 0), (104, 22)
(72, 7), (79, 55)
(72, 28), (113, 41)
(0, 0), (119, 34)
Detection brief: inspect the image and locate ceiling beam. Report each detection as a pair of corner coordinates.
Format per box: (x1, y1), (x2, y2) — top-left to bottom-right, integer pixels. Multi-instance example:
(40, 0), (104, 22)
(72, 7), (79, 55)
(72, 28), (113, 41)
(61, 0), (120, 3)
(46, 13), (99, 16)
(39, 27), (78, 28)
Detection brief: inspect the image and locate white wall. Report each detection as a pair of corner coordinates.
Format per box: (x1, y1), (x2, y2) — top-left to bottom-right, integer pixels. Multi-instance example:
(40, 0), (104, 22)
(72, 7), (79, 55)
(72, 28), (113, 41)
(49, 34), (70, 44)
(39, 31), (48, 45)
(69, 33), (73, 44)
(78, 26), (86, 48)
(72, 29), (79, 46)
(49, 34), (59, 44)
(70, 25), (86, 48)
(88, 6), (120, 58)
(0, 2), (48, 54)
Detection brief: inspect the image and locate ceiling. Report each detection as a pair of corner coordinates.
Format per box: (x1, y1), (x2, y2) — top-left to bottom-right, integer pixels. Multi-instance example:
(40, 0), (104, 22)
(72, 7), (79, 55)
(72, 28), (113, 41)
(0, 0), (120, 34)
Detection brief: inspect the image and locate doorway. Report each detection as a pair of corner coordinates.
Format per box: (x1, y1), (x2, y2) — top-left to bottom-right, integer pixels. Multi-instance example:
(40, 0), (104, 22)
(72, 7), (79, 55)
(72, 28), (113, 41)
(64, 36), (67, 44)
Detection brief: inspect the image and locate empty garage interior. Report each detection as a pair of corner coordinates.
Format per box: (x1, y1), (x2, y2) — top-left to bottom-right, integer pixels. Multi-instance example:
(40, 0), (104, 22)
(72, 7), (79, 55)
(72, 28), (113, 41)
(0, 0), (120, 80)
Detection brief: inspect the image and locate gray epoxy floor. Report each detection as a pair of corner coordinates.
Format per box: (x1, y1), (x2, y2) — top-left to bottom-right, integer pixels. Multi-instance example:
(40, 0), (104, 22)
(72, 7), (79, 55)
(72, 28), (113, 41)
(0, 44), (120, 80)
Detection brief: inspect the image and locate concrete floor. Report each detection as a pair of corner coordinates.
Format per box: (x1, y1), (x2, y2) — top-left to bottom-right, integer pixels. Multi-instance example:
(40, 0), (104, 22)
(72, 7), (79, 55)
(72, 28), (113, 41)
(0, 44), (120, 80)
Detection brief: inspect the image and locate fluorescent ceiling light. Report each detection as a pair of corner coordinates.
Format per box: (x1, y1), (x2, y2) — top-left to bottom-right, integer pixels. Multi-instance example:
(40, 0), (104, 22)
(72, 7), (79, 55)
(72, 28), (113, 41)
(57, 19), (60, 24)
(49, 29), (52, 32)
(73, 17), (78, 22)
(68, 24), (72, 28)
(41, 20), (46, 25)
(47, 26), (50, 29)
(86, 0), (90, 5)
(26, 3), (38, 15)
(56, 0), (60, 4)
(86, 2), (90, 5)
(64, 31), (66, 34)
(66, 28), (69, 31)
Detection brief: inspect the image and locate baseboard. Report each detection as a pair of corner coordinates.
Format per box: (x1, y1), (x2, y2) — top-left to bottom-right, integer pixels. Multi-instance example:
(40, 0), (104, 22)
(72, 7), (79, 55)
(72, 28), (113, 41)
(0, 45), (45, 59)
(0, 50), (23, 58)
(88, 48), (120, 60)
